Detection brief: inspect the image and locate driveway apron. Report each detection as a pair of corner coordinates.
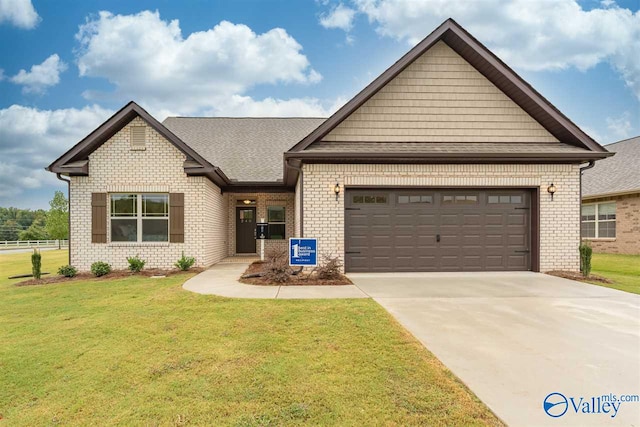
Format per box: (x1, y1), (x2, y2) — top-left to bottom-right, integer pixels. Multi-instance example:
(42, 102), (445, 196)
(349, 272), (640, 427)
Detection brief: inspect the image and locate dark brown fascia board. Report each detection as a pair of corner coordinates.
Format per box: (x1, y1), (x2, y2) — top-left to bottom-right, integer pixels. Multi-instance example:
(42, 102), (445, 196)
(284, 151), (613, 163)
(46, 101), (231, 187)
(287, 18), (607, 154)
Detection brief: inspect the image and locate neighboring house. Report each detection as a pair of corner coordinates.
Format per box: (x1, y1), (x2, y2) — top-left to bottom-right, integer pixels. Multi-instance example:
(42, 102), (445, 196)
(47, 19), (611, 273)
(582, 136), (640, 254)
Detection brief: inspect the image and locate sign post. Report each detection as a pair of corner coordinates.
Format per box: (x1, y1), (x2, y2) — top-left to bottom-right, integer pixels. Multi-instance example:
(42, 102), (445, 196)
(289, 238), (318, 267)
(256, 220), (268, 261)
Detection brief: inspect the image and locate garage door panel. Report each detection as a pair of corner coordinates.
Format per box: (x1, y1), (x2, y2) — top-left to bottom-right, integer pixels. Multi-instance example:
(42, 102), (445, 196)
(345, 189), (531, 272)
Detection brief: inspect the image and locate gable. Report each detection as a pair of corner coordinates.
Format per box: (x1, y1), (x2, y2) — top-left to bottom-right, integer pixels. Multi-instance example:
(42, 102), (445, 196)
(321, 41), (558, 144)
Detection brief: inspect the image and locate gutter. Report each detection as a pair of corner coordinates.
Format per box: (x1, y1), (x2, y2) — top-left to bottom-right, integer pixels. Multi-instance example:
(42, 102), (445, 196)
(55, 173), (72, 266)
(579, 161), (596, 251)
(285, 159), (304, 238)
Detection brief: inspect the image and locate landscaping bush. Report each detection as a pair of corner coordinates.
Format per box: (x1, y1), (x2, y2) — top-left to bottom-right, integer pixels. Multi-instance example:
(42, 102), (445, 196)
(58, 265), (77, 278)
(264, 248), (292, 283)
(126, 255), (146, 273)
(317, 254), (343, 280)
(175, 252), (196, 271)
(579, 243), (593, 277)
(91, 261), (111, 277)
(31, 249), (42, 280)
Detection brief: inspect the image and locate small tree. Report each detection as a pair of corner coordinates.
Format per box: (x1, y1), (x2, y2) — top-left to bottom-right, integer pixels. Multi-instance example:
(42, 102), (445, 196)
(579, 243), (593, 277)
(46, 191), (69, 249)
(31, 249), (42, 279)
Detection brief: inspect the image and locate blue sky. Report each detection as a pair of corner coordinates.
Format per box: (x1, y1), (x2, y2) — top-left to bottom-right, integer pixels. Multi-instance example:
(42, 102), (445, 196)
(0, 0), (638, 209)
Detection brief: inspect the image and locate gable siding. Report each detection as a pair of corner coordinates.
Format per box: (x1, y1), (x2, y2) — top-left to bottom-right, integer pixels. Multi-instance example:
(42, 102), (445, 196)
(322, 41), (559, 144)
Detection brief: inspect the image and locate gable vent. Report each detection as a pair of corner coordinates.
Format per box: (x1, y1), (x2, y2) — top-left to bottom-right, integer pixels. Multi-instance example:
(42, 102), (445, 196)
(130, 126), (146, 149)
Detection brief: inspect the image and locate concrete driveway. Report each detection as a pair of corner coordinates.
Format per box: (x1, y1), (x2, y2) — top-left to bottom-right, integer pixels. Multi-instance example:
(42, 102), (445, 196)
(349, 272), (640, 427)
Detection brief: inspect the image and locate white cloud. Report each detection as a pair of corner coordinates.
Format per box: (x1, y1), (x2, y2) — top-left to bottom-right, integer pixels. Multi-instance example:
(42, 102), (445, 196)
(10, 54), (67, 94)
(606, 112), (633, 140)
(0, 105), (112, 197)
(75, 11), (323, 115)
(0, 0), (39, 29)
(350, 0), (640, 99)
(206, 95), (347, 117)
(320, 3), (357, 31)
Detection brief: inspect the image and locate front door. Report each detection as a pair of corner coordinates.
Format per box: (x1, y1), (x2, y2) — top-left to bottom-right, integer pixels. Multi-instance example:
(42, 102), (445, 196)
(236, 207), (256, 253)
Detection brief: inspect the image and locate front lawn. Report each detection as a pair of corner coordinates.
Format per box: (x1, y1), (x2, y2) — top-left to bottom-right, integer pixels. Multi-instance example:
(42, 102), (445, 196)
(590, 253), (640, 295)
(0, 250), (501, 426)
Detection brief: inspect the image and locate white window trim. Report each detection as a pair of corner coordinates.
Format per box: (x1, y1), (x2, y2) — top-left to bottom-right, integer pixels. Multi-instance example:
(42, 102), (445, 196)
(581, 201), (616, 240)
(109, 193), (170, 244)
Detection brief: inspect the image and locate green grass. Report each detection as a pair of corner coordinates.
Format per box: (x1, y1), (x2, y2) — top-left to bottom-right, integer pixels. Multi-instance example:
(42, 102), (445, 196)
(590, 253), (640, 295)
(0, 250), (501, 426)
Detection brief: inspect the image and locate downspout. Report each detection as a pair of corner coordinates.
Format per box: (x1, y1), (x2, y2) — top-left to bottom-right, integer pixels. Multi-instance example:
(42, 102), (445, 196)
(55, 173), (71, 265)
(285, 159), (304, 238)
(579, 161), (595, 265)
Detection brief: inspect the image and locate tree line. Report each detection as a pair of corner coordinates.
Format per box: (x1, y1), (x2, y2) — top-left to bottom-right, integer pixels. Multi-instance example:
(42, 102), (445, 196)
(0, 191), (69, 241)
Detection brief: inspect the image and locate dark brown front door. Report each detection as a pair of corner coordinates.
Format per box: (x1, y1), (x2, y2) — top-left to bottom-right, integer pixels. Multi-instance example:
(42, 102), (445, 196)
(345, 189), (532, 272)
(236, 207), (256, 253)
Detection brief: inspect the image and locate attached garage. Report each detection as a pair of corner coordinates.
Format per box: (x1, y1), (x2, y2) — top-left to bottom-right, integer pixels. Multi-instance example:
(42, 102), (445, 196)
(345, 189), (537, 272)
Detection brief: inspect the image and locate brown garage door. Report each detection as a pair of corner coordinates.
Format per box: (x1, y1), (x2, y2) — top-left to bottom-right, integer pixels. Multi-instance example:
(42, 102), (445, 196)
(345, 189), (531, 272)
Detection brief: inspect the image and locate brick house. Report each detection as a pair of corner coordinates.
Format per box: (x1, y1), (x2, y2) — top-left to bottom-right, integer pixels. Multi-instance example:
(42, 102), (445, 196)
(582, 136), (640, 254)
(47, 19), (611, 273)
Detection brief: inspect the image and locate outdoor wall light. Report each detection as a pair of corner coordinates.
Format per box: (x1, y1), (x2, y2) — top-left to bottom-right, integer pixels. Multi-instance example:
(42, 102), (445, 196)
(243, 199), (253, 205)
(547, 183), (557, 201)
(334, 183), (341, 200)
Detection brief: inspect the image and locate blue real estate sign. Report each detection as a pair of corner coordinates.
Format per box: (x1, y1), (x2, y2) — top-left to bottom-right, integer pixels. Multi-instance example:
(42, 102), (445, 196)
(289, 238), (318, 267)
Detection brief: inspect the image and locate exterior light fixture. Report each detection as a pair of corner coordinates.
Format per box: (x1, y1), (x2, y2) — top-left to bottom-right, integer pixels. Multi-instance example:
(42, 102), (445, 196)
(243, 199), (252, 205)
(334, 183), (341, 200)
(547, 183), (556, 201)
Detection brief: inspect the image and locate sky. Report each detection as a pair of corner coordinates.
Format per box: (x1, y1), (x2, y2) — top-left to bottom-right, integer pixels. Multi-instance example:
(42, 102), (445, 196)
(0, 0), (638, 210)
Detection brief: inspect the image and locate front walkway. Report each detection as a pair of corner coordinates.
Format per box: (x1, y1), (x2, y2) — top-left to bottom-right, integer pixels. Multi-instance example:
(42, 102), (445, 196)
(183, 262), (367, 299)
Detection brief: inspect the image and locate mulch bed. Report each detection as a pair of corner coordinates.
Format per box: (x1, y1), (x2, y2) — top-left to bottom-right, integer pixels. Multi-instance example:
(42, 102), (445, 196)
(239, 261), (352, 286)
(546, 270), (613, 284)
(13, 267), (204, 287)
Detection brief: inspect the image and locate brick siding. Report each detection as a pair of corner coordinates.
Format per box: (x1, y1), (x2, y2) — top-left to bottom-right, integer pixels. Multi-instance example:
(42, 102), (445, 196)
(70, 117), (228, 271)
(302, 163), (581, 272)
(583, 193), (640, 254)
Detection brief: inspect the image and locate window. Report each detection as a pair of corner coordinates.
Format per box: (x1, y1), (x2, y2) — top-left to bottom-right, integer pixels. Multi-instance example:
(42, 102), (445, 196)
(488, 195), (523, 204)
(443, 194), (478, 204)
(267, 206), (285, 240)
(110, 194), (169, 242)
(352, 195), (387, 204)
(581, 202), (616, 239)
(398, 195), (433, 204)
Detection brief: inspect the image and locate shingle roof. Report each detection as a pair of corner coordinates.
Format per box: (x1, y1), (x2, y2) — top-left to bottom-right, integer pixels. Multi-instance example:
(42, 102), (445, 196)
(582, 136), (640, 198)
(162, 117), (326, 182)
(305, 142), (592, 154)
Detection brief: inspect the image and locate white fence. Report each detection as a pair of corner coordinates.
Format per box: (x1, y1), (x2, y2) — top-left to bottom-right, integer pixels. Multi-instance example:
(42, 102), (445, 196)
(0, 240), (69, 250)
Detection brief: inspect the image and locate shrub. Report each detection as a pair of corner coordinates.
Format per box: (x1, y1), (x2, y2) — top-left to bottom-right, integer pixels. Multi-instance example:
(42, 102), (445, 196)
(58, 265), (77, 278)
(317, 254), (343, 280)
(579, 243), (593, 277)
(264, 248), (292, 283)
(91, 261), (111, 277)
(126, 255), (146, 273)
(31, 249), (42, 280)
(175, 252), (196, 271)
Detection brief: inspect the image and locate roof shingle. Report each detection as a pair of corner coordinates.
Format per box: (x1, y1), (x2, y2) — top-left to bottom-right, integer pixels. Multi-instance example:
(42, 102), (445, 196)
(162, 117), (325, 182)
(582, 136), (640, 198)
